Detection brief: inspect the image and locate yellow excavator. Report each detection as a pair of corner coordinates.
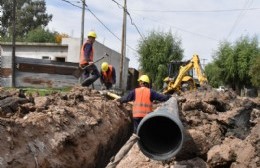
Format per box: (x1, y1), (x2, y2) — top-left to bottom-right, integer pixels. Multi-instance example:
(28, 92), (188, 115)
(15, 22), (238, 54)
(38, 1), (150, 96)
(163, 54), (208, 94)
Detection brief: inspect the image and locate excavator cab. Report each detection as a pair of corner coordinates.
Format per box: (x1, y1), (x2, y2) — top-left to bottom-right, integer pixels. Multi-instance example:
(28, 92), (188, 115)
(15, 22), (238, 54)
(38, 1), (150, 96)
(163, 54), (208, 94)
(163, 60), (195, 94)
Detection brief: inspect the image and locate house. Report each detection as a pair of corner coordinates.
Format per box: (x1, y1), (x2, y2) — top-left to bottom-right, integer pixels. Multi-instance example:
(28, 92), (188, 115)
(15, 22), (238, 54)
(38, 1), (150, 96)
(0, 38), (129, 90)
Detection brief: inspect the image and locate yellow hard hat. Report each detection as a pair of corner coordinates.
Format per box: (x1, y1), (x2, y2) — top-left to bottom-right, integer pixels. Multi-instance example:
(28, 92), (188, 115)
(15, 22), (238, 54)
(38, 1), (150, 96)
(138, 75), (150, 84)
(88, 31), (97, 38)
(101, 62), (109, 72)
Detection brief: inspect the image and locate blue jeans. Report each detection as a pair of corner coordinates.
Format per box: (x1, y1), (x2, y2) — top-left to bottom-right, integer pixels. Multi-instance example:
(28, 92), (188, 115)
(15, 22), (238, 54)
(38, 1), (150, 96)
(81, 64), (100, 87)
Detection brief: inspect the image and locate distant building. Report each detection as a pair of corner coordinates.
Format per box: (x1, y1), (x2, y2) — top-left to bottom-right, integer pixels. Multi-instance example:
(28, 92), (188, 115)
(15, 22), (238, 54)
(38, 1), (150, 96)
(0, 38), (129, 89)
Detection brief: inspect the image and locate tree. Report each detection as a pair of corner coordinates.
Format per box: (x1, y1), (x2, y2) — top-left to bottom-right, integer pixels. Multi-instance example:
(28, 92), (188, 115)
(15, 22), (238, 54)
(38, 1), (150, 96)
(137, 30), (184, 90)
(55, 33), (69, 44)
(0, 0), (52, 39)
(249, 55), (260, 87)
(204, 63), (222, 88)
(206, 35), (260, 93)
(25, 27), (57, 43)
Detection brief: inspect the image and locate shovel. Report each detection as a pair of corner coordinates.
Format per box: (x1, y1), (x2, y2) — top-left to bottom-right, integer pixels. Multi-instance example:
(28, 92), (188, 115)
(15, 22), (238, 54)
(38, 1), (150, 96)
(73, 53), (109, 78)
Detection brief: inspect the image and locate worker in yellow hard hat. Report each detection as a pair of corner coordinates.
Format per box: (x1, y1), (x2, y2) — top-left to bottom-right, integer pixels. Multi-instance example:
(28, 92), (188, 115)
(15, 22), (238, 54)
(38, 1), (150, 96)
(80, 31), (100, 87)
(100, 62), (116, 90)
(116, 75), (171, 133)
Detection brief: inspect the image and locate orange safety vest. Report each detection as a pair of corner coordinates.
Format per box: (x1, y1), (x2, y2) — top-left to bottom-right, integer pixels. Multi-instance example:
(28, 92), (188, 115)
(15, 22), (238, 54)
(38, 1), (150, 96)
(132, 87), (153, 118)
(102, 65), (113, 83)
(80, 40), (94, 66)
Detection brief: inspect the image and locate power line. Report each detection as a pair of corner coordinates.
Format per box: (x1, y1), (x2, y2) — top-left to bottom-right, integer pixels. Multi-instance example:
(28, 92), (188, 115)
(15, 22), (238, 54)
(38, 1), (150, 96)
(111, 0), (123, 9)
(126, 9), (145, 41)
(227, 0), (254, 38)
(82, 1), (137, 52)
(60, 0), (137, 53)
(130, 12), (218, 41)
(129, 7), (260, 13)
(61, 0), (81, 9)
(109, 0), (145, 41)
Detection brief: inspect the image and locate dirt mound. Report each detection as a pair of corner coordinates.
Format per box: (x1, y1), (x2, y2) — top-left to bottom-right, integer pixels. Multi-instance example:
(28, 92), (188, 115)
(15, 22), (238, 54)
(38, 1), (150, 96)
(117, 89), (260, 168)
(0, 87), (259, 168)
(0, 86), (132, 168)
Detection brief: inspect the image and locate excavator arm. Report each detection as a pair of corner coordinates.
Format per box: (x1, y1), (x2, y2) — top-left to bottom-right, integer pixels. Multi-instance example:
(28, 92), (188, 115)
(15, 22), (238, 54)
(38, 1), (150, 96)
(163, 54), (208, 94)
(163, 61), (194, 94)
(192, 54), (208, 85)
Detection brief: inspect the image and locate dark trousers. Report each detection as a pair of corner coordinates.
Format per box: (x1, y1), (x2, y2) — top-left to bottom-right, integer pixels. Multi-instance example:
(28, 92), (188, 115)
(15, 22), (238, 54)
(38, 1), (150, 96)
(81, 64), (100, 87)
(133, 117), (143, 134)
(104, 82), (113, 90)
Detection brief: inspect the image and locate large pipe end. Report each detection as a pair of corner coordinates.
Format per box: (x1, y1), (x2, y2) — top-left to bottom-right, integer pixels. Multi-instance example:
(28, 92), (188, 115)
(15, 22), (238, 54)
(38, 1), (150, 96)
(137, 112), (184, 161)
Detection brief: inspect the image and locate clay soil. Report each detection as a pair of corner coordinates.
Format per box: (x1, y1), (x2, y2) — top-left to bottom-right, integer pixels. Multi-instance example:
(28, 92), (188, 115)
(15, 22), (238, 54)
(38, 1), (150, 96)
(0, 86), (259, 168)
(117, 88), (260, 168)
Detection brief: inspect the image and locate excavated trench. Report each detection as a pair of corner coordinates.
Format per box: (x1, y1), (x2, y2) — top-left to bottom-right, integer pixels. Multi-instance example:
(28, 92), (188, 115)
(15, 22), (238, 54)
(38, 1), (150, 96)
(0, 86), (259, 168)
(0, 86), (133, 168)
(116, 89), (260, 168)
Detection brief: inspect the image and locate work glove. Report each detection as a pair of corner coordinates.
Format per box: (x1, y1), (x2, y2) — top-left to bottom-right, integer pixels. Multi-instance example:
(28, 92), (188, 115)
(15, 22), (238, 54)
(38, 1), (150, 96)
(113, 98), (121, 106)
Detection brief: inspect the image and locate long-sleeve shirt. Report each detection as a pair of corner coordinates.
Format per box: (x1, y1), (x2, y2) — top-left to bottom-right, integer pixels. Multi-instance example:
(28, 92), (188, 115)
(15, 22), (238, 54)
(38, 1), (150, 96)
(100, 66), (116, 84)
(119, 88), (170, 103)
(83, 43), (93, 62)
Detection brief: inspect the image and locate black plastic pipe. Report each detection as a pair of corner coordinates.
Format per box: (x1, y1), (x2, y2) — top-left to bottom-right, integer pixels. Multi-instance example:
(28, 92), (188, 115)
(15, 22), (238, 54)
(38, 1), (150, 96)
(137, 97), (184, 161)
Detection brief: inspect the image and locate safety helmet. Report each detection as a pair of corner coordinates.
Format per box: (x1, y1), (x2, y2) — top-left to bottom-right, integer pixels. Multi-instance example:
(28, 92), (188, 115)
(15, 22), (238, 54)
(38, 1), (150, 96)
(88, 31), (97, 38)
(101, 62), (109, 72)
(138, 75), (150, 84)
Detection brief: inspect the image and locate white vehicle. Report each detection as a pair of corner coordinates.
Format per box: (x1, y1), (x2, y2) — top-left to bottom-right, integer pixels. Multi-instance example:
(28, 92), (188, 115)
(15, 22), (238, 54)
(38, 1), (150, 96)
(216, 86), (227, 92)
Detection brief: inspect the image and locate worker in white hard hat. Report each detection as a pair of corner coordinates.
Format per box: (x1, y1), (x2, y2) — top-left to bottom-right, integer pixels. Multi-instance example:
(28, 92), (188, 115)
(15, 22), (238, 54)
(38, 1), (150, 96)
(100, 62), (116, 90)
(79, 31), (100, 87)
(117, 75), (171, 133)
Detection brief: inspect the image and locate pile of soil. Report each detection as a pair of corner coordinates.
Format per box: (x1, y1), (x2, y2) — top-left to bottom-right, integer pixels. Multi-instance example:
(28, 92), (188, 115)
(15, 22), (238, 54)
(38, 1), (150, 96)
(117, 89), (259, 168)
(0, 86), (132, 168)
(0, 86), (259, 168)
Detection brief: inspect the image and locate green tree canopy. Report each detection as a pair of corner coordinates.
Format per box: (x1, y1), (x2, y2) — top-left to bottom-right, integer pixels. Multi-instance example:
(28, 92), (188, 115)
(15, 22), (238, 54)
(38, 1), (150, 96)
(137, 30), (184, 90)
(204, 62), (222, 88)
(25, 27), (57, 43)
(205, 35), (260, 92)
(0, 0), (52, 39)
(249, 55), (260, 87)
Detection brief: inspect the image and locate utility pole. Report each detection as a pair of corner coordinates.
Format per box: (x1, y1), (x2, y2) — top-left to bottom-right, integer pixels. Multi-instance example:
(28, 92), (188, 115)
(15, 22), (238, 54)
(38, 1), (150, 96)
(119, 0), (127, 89)
(201, 58), (207, 69)
(80, 0), (86, 46)
(11, 0), (16, 87)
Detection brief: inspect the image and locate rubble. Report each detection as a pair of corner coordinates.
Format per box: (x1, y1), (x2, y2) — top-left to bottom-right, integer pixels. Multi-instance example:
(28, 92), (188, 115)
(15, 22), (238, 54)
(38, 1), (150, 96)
(117, 89), (259, 168)
(0, 86), (132, 168)
(0, 86), (259, 168)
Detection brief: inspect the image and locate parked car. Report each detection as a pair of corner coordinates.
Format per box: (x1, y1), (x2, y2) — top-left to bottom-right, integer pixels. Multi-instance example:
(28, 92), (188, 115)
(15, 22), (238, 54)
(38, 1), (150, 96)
(216, 86), (227, 92)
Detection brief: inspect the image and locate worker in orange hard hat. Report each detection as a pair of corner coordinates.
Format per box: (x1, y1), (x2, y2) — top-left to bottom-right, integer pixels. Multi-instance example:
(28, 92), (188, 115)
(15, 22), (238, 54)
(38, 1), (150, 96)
(117, 75), (171, 133)
(80, 31), (100, 87)
(100, 62), (116, 90)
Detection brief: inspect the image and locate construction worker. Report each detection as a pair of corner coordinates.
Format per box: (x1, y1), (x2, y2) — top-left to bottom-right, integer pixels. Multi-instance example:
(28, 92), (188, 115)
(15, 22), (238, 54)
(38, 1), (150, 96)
(117, 75), (171, 133)
(79, 31), (100, 87)
(100, 62), (116, 90)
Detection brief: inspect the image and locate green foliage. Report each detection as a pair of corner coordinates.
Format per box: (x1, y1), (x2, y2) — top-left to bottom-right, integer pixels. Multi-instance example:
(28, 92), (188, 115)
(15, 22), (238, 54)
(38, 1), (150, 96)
(249, 55), (260, 87)
(0, 0), (52, 39)
(25, 27), (57, 43)
(204, 63), (222, 88)
(137, 30), (184, 90)
(207, 35), (260, 91)
(154, 64), (168, 89)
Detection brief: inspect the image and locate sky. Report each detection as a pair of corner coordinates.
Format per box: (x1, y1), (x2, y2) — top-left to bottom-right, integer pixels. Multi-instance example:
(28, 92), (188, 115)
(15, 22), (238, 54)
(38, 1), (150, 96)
(45, 0), (260, 69)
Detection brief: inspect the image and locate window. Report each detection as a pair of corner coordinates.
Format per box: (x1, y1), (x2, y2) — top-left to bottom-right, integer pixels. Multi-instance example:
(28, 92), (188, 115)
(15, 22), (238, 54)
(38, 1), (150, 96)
(55, 57), (65, 62)
(42, 56), (50, 60)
